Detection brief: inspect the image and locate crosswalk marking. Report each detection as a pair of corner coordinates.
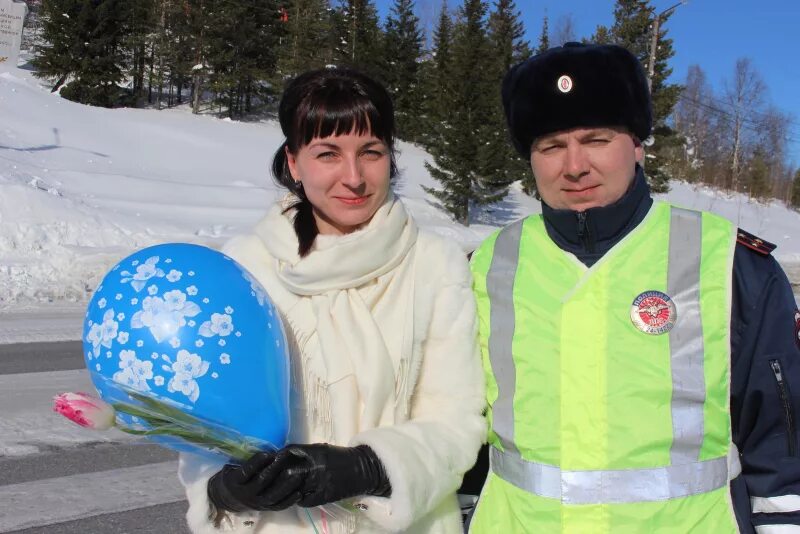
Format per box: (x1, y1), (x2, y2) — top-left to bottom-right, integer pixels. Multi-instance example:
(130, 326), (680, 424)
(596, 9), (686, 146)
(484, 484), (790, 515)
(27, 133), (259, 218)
(0, 461), (185, 532)
(0, 369), (135, 457)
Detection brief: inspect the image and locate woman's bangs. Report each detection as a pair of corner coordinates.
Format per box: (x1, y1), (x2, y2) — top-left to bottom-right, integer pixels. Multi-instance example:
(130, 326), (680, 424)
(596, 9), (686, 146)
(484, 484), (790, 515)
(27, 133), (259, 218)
(294, 96), (389, 148)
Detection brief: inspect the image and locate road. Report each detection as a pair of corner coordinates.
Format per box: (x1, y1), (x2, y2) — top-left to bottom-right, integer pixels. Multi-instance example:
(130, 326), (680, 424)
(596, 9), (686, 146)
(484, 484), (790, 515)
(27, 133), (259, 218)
(0, 341), (191, 534)
(0, 265), (797, 533)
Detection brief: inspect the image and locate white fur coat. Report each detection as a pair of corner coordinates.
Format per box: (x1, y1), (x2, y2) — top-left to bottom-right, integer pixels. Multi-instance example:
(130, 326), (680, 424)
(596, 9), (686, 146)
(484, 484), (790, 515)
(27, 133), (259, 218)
(179, 198), (486, 534)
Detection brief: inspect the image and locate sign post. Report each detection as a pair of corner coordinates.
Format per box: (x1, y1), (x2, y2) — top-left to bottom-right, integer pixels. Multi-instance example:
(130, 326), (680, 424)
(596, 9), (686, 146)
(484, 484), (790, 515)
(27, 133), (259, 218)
(0, 0), (28, 70)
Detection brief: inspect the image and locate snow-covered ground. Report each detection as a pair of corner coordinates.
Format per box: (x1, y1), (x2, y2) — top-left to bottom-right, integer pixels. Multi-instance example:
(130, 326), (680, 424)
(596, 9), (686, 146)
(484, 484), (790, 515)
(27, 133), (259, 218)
(0, 64), (798, 345)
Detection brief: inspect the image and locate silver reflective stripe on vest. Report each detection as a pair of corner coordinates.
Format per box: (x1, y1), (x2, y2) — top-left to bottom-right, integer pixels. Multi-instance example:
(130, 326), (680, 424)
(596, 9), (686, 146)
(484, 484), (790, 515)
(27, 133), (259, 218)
(485, 206), (723, 505)
(486, 219), (524, 454)
(667, 207), (706, 464)
(490, 447), (730, 505)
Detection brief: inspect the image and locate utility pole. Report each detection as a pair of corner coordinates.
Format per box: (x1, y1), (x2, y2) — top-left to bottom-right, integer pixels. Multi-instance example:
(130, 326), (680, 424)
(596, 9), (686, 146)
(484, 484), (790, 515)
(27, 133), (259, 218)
(647, 1), (686, 92)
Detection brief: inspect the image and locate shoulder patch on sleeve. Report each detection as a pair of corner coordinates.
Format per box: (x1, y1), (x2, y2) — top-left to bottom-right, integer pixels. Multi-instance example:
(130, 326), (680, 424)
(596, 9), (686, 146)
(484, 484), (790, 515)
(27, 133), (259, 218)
(795, 310), (800, 350)
(736, 228), (776, 256)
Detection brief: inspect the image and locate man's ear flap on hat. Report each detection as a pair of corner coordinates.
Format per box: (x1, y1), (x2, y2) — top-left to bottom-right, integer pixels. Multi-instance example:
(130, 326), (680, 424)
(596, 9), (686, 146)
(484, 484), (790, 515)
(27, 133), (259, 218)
(633, 135), (645, 163)
(501, 62), (534, 157)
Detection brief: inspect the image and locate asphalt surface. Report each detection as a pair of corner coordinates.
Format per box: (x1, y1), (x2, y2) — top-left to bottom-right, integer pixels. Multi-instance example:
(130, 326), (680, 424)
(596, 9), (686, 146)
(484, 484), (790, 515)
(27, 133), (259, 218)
(6, 502), (191, 534)
(0, 341), (190, 534)
(0, 341), (83, 375)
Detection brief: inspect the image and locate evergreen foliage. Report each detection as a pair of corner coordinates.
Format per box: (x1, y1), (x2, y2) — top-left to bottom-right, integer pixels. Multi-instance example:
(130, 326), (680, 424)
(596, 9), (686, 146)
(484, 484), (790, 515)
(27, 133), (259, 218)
(745, 149), (771, 201)
(610, 0), (681, 193)
(332, 0), (384, 80)
(34, 0), (130, 107)
(423, 0), (495, 225)
(536, 14), (549, 53)
(122, 0), (155, 106)
(484, 0), (533, 196)
(278, 0), (333, 77)
(202, 0), (283, 117)
(417, 2), (453, 149)
(383, 0), (423, 140)
(791, 168), (800, 209)
(589, 24), (612, 44)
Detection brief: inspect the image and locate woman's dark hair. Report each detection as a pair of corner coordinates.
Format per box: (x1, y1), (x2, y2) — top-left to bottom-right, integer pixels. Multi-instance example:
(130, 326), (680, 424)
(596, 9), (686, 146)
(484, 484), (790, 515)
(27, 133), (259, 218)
(271, 67), (398, 257)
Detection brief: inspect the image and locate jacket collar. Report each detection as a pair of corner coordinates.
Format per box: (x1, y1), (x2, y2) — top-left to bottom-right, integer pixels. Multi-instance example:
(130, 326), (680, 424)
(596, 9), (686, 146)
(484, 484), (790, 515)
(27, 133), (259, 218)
(541, 165), (652, 265)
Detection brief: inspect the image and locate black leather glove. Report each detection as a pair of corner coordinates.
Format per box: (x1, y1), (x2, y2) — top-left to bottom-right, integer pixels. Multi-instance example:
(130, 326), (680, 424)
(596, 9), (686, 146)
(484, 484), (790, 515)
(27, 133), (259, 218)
(207, 443), (391, 512)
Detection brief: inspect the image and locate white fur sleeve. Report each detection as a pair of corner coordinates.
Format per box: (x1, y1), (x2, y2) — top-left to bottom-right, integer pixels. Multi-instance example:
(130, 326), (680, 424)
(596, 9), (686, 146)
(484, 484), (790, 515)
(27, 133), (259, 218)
(349, 244), (487, 531)
(178, 453), (262, 534)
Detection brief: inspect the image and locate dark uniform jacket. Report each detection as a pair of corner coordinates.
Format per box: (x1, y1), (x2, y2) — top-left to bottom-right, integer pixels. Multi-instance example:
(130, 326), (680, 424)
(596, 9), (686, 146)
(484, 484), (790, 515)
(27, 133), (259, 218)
(462, 167), (800, 532)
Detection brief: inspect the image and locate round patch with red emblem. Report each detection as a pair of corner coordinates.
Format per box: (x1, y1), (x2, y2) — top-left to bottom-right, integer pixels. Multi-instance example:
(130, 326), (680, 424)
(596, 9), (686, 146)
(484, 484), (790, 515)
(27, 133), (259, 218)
(557, 75), (573, 93)
(630, 291), (677, 335)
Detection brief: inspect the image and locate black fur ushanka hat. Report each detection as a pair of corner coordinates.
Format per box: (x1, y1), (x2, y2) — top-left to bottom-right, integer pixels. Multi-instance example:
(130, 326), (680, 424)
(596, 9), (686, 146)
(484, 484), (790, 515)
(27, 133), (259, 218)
(501, 42), (652, 157)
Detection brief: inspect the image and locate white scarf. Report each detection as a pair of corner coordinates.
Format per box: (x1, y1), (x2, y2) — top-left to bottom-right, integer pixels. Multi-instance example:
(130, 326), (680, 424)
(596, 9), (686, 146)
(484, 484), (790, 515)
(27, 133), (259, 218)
(254, 193), (418, 445)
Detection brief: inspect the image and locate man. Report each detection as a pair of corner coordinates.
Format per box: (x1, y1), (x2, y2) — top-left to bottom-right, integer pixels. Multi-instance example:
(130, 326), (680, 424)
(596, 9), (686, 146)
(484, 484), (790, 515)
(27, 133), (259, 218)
(468, 42), (800, 533)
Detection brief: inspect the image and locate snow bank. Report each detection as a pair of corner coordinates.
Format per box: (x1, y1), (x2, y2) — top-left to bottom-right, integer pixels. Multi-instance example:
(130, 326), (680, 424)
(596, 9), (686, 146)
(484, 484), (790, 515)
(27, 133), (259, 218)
(0, 66), (797, 310)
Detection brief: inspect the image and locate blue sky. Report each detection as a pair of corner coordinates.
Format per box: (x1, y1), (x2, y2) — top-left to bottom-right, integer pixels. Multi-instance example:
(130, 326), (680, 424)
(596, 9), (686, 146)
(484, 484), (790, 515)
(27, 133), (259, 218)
(375, 0), (800, 167)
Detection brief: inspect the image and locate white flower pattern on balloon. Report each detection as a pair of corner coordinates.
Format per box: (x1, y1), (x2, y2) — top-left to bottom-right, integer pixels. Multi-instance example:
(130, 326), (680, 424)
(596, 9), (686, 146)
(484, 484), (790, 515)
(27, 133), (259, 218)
(199, 313), (234, 338)
(112, 350), (154, 392)
(163, 290), (187, 310)
(119, 256), (165, 293)
(242, 272), (268, 307)
(85, 309), (118, 358)
(130, 292), (201, 343)
(90, 249), (267, 408)
(165, 350), (210, 402)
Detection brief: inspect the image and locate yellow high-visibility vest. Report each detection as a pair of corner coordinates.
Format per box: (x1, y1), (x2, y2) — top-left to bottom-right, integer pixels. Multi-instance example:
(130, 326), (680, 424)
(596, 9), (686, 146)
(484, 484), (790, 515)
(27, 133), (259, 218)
(470, 202), (739, 533)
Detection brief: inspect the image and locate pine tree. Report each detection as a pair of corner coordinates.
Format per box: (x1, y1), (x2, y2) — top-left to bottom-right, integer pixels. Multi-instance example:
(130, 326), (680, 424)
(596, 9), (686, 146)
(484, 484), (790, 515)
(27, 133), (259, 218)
(32, 0), (82, 90)
(203, 0), (283, 117)
(122, 0), (155, 106)
(34, 0), (131, 107)
(332, 0), (383, 80)
(590, 24), (612, 44)
(423, 0), (494, 225)
(746, 148), (771, 201)
(610, 0), (681, 193)
(536, 14), (549, 53)
(278, 0), (333, 77)
(482, 0), (532, 197)
(417, 2), (453, 149)
(383, 0), (423, 140)
(791, 168), (800, 209)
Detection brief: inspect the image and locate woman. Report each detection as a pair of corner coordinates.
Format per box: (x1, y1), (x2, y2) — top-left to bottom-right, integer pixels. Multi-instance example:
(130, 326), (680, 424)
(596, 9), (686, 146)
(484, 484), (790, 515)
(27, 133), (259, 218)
(178, 67), (486, 534)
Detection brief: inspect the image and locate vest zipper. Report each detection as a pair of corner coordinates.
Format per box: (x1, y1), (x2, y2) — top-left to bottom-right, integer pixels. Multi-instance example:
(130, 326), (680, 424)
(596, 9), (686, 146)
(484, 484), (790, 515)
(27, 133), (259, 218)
(770, 359), (797, 456)
(576, 212), (595, 254)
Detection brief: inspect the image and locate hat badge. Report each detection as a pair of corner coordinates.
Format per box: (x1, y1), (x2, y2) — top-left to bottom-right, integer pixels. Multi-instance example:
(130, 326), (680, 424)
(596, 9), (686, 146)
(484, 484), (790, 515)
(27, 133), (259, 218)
(630, 290), (677, 335)
(557, 75), (573, 93)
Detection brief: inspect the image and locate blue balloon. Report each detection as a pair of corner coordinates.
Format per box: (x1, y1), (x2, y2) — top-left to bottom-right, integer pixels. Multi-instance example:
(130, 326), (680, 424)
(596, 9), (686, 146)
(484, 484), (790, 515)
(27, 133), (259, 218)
(83, 243), (290, 456)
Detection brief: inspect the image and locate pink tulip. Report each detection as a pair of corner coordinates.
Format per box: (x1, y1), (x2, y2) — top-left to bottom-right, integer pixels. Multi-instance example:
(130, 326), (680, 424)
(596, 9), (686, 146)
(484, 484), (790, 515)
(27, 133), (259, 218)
(53, 392), (116, 430)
